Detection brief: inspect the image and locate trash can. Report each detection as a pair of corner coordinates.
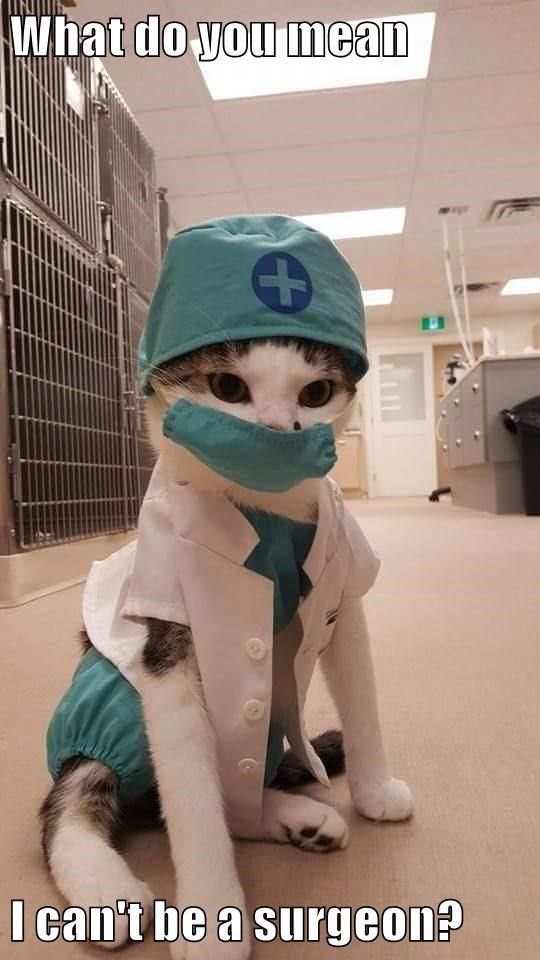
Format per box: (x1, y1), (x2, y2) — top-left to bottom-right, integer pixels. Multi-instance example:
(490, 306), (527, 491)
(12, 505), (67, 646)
(502, 395), (540, 516)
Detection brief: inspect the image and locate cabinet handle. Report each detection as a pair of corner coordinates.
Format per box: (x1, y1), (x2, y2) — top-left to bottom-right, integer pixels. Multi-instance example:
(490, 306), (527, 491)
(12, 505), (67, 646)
(456, 438), (462, 446)
(454, 397), (461, 406)
(473, 430), (481, 440)
(442, 444), (448, 452)
(336, 440), (346, 446)
(441, 409), (447, 417)
(472, 383), (480, 393)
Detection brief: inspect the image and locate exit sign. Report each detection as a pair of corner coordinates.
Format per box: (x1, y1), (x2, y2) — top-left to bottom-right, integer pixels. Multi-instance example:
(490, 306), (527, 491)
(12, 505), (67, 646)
(421, 315), (445, 331)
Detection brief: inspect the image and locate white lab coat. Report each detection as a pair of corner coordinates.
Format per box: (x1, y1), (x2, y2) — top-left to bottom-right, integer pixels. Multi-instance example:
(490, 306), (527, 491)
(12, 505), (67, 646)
(83, 462), (380, 835)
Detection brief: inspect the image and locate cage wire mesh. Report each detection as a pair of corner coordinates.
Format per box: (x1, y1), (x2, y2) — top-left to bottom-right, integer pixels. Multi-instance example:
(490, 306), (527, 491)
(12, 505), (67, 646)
(97, 67), (160, 300)
(122, 288), (156, 526)
(4, 200), (151, 549)
(1, 0), (99, 250)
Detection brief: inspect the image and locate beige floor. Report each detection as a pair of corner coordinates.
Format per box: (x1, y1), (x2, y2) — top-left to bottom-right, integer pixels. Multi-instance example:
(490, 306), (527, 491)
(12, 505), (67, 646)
(1, 497), (539, 959)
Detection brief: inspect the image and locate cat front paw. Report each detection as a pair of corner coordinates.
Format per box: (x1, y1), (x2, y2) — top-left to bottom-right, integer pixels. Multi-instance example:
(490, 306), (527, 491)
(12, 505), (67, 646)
(170, 887), (251, 960)
(353, 778), (413, 822)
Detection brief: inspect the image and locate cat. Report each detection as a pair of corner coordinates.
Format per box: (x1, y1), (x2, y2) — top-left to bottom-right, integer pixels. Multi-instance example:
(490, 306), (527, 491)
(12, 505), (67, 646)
(40, 336), (413, 960)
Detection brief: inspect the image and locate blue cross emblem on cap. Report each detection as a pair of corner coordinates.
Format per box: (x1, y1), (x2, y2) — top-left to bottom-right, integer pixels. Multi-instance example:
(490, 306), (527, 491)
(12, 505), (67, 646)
(251, 252), (313, 314)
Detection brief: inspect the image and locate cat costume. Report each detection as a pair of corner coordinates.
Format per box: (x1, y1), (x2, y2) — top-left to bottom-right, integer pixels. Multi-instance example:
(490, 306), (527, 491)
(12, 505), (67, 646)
(47, 214), (381, 837)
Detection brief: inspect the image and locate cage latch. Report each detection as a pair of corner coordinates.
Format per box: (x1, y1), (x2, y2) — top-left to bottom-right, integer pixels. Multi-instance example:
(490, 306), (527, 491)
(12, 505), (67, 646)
(7, 445), (21, 502)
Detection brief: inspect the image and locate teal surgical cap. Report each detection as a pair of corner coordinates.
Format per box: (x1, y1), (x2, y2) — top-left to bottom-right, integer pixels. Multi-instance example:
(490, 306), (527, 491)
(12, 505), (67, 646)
(138, 214), (368, 394)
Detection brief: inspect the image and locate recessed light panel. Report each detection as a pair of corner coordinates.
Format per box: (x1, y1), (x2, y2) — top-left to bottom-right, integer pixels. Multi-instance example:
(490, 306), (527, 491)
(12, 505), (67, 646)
(501, 277), (540, 295)
(191, 13), (436, 100)
(295, 207), (406, 240)
(362, 288), (394, 306)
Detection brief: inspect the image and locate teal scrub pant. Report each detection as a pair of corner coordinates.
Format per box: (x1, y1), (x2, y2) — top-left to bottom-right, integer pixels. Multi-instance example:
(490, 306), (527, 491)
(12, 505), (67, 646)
(47, 648), (285, 806)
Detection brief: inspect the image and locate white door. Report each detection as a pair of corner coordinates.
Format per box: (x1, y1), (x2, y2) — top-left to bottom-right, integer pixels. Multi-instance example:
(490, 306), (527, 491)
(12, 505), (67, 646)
(368, 344), (437, 497)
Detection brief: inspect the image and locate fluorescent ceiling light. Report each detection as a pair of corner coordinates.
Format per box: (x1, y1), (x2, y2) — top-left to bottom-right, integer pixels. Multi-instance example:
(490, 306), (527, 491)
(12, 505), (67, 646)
(296, 207), (406, 240)
(191, 13), (436, 100)
(501, 277), (540, 296)
(363, 289), (394, 306)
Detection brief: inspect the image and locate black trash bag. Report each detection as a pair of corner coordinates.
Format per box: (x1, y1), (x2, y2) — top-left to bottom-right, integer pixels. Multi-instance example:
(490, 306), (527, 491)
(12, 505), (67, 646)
(502, 394), (540, 435)
(502, 395), (540, 516)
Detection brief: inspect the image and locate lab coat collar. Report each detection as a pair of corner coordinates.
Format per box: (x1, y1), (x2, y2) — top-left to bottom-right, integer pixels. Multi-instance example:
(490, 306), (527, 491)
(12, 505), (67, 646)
(146, 459), (337, 583)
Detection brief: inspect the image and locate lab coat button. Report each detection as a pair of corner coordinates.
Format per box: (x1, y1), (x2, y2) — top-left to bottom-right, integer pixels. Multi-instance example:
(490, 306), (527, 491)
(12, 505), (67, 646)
(245, 637), (267, 661)
(238, 758), (259, 775)
(243, 699), (265, 721)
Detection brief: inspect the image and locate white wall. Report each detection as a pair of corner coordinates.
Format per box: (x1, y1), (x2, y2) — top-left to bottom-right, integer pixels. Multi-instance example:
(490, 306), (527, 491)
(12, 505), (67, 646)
(366, 312), (539, 355)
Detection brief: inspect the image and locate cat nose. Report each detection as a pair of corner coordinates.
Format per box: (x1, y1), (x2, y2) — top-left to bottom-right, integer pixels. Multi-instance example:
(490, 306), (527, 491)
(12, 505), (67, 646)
(264, 420), (302, 431)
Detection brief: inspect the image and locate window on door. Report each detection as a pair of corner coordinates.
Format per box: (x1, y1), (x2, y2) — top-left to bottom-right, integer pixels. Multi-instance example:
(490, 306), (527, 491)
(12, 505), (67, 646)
(379, 352), (426, 423)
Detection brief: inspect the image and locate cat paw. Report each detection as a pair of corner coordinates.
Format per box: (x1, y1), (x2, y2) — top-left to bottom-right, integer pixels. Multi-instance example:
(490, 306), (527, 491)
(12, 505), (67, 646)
(72, 875), (154, 949)
(170, 887), (251, 960)
(262, 790), (349, 852)
(354, 778), (413, 822)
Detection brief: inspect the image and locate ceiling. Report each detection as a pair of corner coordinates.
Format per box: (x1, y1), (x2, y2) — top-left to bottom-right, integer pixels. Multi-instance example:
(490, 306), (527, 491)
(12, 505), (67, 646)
(72, 0), (540, 330)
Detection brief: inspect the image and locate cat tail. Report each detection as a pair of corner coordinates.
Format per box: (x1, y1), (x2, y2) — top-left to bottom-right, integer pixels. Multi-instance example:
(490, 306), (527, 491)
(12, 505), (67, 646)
(271, 729), (344, 789)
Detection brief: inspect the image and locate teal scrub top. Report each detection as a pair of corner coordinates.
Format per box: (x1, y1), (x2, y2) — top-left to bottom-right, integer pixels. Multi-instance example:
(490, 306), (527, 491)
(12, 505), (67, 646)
(47, 510), (316, 805)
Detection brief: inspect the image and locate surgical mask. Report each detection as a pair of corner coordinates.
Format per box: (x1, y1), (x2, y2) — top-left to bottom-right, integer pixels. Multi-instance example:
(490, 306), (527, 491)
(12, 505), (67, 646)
(162, 399), (337, 493)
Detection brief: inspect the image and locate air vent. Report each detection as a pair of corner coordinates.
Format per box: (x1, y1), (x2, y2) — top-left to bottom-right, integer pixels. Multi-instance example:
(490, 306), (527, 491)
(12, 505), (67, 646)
(484, 197), (540, 225)
(454, 282), (500, 296)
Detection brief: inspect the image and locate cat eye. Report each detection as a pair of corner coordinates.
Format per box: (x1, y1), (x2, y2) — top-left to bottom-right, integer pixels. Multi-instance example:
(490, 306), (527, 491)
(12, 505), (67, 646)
(208, 372), (250, 404)
(298, 379), (334, 408)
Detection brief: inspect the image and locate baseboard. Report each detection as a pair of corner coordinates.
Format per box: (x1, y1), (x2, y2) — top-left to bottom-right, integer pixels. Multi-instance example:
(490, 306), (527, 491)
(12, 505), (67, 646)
(0, 532), (135, 608)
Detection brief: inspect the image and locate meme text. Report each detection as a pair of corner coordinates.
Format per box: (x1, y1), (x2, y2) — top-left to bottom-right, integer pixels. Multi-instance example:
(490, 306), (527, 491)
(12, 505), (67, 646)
(11, 899), (463, 946)
(9, 16), (409, 60)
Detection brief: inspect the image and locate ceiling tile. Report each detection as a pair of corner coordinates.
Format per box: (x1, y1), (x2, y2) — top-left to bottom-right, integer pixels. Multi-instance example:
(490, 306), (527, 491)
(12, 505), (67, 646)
(489, 296), (540, 316)
(338, 237), (402, 287)
(406, 166), (540, 233)
(101, 52), (207, 112)
(136, 105), (224, 159)
(234, 137), (417, 191)
(425, 73), (540, 134)
(430, 2), (540, 79)
(442, 0), (528, 6)
(213, 84), (426, 152)
(247, 177), (410, 217)
(72, 0), (172, 35)
(398, 241), (528, 302)
(169, 192), (250, 228)
(157, 154), (241, 196)
(172, 0), (440, 34)
(365, 305), (394, 327)
(419, 125), (540, 174)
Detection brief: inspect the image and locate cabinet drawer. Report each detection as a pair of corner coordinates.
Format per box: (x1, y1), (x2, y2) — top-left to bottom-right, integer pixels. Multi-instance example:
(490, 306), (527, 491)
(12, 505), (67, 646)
(461, 368), (484, 412)
(461, 405), (487, 466)
(448, 416), (464, 469)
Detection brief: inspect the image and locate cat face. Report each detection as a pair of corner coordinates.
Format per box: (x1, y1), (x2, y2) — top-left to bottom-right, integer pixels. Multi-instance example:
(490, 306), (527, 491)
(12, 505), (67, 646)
(145, 337), (357, 513)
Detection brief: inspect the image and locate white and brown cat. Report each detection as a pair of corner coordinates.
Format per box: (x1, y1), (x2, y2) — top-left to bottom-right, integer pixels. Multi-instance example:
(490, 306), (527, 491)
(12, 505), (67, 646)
(40, 336), (412, 959)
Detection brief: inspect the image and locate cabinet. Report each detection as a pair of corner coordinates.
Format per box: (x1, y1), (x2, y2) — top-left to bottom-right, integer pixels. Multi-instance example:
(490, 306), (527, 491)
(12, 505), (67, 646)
(439, 356), (540, 513)
(330, 432), (363, 492)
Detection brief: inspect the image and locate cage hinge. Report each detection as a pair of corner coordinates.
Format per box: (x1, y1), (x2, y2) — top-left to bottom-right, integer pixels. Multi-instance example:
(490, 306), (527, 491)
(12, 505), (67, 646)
(0, 240), (12, 297)
(7, 444), (22, 502)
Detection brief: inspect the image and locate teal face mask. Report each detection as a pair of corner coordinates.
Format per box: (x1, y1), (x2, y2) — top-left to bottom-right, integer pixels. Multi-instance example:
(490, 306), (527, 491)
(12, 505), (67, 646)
(163, 400), (337, 493)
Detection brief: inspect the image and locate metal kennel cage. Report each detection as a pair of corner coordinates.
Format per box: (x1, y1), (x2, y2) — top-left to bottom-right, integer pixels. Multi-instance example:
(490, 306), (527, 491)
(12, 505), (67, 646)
(121, 287), (156, 528)
(0, 0), (100, 251)
(96, 66), (160, 301)
(1, 199), (153, 552)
